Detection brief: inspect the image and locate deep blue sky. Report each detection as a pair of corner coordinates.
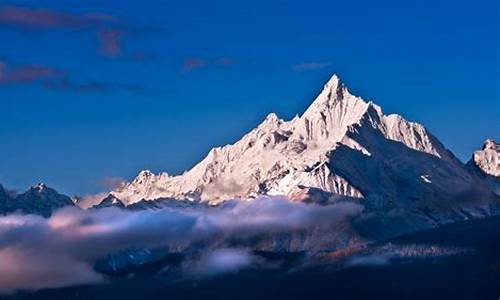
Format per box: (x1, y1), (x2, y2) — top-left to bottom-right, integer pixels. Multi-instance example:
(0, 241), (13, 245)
(0, 0), (498, 196)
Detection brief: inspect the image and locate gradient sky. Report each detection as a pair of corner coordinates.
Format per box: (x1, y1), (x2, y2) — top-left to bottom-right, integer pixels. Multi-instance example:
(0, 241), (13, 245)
(0, 0), (499, 196)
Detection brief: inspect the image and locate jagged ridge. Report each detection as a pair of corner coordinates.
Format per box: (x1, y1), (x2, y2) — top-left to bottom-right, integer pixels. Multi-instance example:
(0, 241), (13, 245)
(110, 74), (494, 217)
(0, 183), (74, 217)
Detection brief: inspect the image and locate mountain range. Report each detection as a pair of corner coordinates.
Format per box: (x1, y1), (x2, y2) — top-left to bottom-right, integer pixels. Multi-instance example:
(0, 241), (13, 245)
(98, 75), (499, 235)
(1, 75), (498, 235)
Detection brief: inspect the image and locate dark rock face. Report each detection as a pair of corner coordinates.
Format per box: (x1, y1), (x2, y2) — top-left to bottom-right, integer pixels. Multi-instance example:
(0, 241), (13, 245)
(0, 183), (75, 217)
(92, 194), (126, 209)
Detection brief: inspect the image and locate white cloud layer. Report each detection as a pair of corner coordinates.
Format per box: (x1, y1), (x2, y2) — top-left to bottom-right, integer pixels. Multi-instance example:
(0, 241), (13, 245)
(0, 197), (362, 294)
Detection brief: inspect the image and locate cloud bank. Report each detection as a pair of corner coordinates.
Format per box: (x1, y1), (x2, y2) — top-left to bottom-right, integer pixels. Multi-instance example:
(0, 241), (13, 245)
(0, 198), (362, 294)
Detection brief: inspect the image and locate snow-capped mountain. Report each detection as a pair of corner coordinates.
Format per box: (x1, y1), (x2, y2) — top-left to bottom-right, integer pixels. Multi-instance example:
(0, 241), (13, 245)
(468, 139), (499, 177)
(467, 139), (499, 195)
(92, 194), (125, 209)
(0, 183), (75, 217)
(108, 74), (497, 222)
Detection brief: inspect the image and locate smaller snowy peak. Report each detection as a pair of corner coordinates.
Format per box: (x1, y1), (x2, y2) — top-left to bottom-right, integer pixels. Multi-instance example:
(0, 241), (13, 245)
(93, 194), (125, 209)
(132, 170), (170, 185)
(483, 139), (499, 151)
(32, 182), (48, 192)
(264, 112), (280, 123)
(0, 183), (75, 216)
(468, 139), (500, 177)
(136, 170), (154, 180)
(27, 183), (59, 196)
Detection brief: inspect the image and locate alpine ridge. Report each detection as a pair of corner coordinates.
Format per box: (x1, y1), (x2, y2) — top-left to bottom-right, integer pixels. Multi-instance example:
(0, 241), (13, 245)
(0, 183), (74, 217)
(107, 74), (497, 227)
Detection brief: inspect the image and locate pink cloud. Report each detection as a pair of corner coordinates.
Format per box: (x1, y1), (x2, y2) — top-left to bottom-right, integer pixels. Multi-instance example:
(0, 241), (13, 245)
(98, 29), (124, 57)
(182, 58), (209, 73)
(0, 5), (156, 59)
(0, 60), (145, 94)
(0, 5), (118, 29)
(98, 177), (125, 190)
(0, 60), (64, 85)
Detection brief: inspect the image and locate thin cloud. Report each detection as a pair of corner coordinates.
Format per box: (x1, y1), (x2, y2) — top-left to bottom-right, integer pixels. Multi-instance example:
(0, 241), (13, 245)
(42, 78), (145, 94)
(181, 57), (237, 73)
(0, 5), (119, 29)
(291, 62), (332, 72)
(98, 28), (124, 57)
(43, 79), (110, 93)
(99, 177), (126, 190)
(191, 248), (255, 276)
(0, 5), (157, 59)
(0, 60), (146, 93)
(76, 193), (108, 209)
(0, 60), (64, 85)
(182, 58), (210, 73)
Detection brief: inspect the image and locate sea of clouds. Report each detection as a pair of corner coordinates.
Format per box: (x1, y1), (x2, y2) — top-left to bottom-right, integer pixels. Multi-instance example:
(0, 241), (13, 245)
(0, 197), (362, 294)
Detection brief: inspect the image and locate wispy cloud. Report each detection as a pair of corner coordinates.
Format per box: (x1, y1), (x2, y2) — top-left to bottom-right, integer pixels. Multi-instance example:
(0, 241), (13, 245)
(182, 58), (209, 73)
(0, 60), (64, 84)
(0, 6), (119, 29)
(0, 59), (146, 93)
(0, 5), (157, 59)
(43, 79), (109, 93)
(181, 57), (237, 73)
(97, 28), (124, 57)
(291, 62), (332, 72)
(191, 248), (255, 276)
(98, 177), (126, 190)
(43, 78), (144, 94)
(76, 193), (108, 209)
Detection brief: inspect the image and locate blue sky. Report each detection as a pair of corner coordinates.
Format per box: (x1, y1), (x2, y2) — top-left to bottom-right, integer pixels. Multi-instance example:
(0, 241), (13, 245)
(0, 0), (498, 196)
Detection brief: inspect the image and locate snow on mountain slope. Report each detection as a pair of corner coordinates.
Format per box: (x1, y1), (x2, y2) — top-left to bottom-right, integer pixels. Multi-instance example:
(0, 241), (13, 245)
(109, 75), (496, 216)
(467, 139), (499, 195)
(468, 139), (500, 177)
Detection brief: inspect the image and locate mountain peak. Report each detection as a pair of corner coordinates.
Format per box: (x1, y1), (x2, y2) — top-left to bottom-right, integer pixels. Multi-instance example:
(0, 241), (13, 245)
(324, 74), (341, 89)
(298, 73), (370, 143)
(314, 73), (346, 105)
(468, 139), (500, 178)
(108, 74), (479, 206)
(257, 112), (282, 130)
(137, 170), (154, 178)
(32, 183), (48, 192)
(139, 169), (153, 175)
(483, 139), (499, 151)
(265, 112), (279, 122)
